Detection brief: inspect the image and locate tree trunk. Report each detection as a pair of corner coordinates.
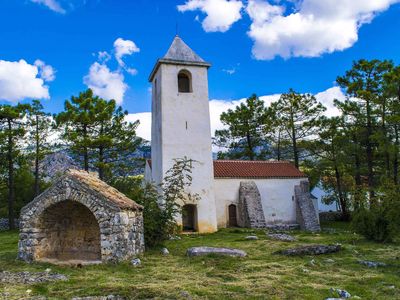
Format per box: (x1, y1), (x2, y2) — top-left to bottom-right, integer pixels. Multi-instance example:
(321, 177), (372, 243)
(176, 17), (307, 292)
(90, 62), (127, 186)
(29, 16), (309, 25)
(246, 131), (254, 161)
(365, 98), (375, 200)
(34, 115), (40, 197)
(334, 164), (348, 220)
(83, 124), (89, 171)
(7, 119), (15, 230)
(99, 146), (104, 180)
(291, 126), (299, 168)
(394, 124), (399, 185)
(276, 129), (281, 161)
(353, 133), (362, 210)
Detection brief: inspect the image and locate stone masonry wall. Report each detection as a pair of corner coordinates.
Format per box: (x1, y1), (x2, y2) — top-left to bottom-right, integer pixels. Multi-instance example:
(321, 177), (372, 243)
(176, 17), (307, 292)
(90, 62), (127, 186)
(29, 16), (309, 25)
(238, 181), (266, 228)
(18, 174), (144, 263)
(295, 181), (321, 232)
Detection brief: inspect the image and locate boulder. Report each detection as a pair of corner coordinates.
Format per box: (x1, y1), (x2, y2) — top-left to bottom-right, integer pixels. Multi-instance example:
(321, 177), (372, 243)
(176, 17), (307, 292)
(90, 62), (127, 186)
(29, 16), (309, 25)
(267, 233), (296, 242)
(131, 258), (141, 267)
(161, 248), (169, 256)
(245, 235), (258, 240)
(358, 260), (386, 268)
(275, 244), (341, 256)
(187, 247), (247, 257)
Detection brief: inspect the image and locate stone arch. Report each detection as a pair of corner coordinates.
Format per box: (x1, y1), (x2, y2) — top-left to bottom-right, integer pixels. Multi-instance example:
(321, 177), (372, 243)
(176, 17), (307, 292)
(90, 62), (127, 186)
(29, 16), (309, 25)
(35, 200), (101, 262)
(178, 69), (192, 93)
(18, 170), (145, 263)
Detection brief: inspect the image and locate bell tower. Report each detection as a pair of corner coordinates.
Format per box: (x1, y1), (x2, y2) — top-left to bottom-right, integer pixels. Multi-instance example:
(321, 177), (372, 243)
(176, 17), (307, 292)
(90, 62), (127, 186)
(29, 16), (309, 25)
(148, 36), (217, 233)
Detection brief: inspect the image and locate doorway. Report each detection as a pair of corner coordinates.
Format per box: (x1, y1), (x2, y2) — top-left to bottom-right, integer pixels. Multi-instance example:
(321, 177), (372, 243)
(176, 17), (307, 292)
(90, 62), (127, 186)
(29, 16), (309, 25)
(182, 204), (197, 231)
(228, 204), (238, 227)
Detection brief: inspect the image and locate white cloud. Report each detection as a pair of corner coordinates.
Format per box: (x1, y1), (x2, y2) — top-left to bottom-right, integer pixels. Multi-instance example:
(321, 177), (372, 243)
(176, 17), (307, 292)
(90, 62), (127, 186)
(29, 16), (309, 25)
(246, 0), (400, 60)
(30, 0), (66, 14)
(97, 51), (111, 63)
(0, 59), (54, 102)
(83, 62), (127, 105)
(178, 0), (244, 32)
(126, 112), (152, 141)
(113, 38), (140, 74)
(84, 38), (140, 104)
(34, 59), (56, 82)
(129, 86), (345, 141)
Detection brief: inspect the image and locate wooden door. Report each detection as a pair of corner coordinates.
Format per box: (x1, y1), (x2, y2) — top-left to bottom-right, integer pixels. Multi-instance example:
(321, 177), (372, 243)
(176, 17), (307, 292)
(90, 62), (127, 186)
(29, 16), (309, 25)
(228, 204), (238, 227)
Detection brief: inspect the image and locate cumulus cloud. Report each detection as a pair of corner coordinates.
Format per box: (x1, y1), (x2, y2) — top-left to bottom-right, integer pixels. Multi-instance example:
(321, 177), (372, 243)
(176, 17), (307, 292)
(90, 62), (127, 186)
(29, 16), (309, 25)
(84, 38), (140, 104)
(178, 0), (244, 32)
(30, 0), (66, 14)
(83, 62), (127, 105)
(34, 59), (56, 82)
(0, 59), (55, 102)
(129, 86), (345, 141)
(246, 0), (400, 60)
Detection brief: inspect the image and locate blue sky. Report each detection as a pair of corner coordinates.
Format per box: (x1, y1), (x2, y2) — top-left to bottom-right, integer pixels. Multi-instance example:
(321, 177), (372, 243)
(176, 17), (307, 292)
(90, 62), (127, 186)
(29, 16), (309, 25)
(1, 0), (400, 139)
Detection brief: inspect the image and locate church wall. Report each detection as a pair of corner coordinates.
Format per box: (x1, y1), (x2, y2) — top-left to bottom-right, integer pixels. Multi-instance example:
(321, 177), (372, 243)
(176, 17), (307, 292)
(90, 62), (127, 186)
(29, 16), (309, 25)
(214, 178), (309, 228)
(151, 63), (218, 233)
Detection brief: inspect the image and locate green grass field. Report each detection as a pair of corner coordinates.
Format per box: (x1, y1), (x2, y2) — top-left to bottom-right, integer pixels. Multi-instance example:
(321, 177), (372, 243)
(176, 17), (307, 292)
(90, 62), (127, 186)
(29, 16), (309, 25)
(0, 222), (399, 299)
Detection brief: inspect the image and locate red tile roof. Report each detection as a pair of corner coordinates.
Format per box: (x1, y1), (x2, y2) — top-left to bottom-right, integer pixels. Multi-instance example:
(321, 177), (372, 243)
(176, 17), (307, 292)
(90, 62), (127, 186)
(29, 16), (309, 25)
(147, 159), (306, 179)
(213, 160), (306, 179)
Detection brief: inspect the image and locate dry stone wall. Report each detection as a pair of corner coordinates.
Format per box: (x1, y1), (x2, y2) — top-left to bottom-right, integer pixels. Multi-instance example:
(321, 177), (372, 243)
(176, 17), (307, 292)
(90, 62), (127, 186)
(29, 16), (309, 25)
(295, 181), (321, 232)
(18, 171), (144, 263)
(238, 181), (266, 228)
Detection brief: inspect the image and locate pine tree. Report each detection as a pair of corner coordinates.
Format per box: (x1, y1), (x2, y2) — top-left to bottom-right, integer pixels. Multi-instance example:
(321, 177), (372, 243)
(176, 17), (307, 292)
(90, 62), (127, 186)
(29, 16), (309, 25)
(268, 89), (326, 168)
(27, 100), (53, 196)
(214, 94), (267, 160)
(0, 104), (29, 229)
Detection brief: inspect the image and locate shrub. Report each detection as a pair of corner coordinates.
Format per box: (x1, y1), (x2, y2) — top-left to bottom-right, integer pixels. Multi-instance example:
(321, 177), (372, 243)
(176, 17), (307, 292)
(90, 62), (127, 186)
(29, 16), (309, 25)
(352, 184), (400, 242)
(111, 157), (198, 248)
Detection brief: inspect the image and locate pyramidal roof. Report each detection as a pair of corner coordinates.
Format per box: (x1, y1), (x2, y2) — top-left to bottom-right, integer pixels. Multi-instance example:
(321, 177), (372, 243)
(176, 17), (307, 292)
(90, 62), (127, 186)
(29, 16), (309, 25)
(163, 36), (205, 63)
(149, 36), (210, 81)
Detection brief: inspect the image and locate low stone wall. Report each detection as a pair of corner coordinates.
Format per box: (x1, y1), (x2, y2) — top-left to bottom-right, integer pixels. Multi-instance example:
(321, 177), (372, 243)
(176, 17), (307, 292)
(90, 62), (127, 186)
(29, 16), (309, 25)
(0, 219), (19, 231)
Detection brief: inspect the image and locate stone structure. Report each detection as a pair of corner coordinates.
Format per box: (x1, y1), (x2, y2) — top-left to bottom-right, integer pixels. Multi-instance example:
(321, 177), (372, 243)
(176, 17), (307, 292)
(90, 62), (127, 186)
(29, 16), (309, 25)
(18, 169), (144, 264)
(145, 36), (320, 232)
(238, 181), (266, 228)
(187, 247), (247, 257)
(295, 181), (321, 232)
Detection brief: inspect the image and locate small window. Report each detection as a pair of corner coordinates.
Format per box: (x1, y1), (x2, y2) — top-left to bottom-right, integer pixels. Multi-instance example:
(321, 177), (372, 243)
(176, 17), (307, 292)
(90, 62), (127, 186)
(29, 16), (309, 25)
(178, 70), (192, 93)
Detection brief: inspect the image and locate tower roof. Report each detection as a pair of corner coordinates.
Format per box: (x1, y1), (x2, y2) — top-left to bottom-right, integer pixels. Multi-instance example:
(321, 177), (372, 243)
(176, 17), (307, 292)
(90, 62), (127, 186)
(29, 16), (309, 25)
(163, 36), (205, 63)
(149, 36), (211, 82)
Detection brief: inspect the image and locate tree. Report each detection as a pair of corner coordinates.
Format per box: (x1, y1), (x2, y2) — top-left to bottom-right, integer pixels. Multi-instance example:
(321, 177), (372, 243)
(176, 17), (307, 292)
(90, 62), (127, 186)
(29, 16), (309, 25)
(27, 100), (53, 196)
(56, 89), (141, 181)
(91, 100), (141, 181)
(384, 65), (400, 185)
(336, 59), (393, 199)
(268, 89), (326, 168)
(0, 104), (29, 229)
(308, 117), (351, 219)
(214, 94), (267, 160)
(56, 89), (98, 172)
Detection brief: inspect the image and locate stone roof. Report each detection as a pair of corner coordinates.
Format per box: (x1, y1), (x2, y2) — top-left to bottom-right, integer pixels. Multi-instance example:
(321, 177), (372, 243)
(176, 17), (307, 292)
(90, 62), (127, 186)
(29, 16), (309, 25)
(66, 169), (142, 210)
(147, 160), (307, 179)
(149, 36), (211, 82)
(163, 36), (205, 63)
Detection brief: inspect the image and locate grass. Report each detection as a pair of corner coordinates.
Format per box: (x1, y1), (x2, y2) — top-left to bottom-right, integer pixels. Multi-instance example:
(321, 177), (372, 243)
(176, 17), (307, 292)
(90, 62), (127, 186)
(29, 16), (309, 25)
(0, 222), (399, 299)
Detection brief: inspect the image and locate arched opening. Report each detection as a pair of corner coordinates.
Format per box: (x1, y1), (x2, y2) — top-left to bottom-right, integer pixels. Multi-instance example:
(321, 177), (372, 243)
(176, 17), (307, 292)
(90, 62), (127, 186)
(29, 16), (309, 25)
(178, 70), (192, 93)
(182, 204), (197, 231)
(35, 201), (101, 263)
(228, 204), (238, 227)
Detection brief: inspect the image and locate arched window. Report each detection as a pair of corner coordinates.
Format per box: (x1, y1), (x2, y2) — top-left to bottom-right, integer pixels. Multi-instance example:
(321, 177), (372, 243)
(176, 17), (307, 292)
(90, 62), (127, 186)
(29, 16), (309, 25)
(178, 70), (192, 93)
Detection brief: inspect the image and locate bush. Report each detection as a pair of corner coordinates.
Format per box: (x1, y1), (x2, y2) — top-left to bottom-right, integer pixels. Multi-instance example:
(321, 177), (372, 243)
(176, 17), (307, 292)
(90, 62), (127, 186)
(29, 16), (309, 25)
(111, 157), (198, 248)
(352, 185), (400, 242)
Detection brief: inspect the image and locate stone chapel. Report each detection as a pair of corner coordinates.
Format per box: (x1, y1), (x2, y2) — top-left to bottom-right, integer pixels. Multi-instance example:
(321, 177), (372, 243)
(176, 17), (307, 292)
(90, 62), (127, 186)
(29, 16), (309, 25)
(145, 36), (320, 233)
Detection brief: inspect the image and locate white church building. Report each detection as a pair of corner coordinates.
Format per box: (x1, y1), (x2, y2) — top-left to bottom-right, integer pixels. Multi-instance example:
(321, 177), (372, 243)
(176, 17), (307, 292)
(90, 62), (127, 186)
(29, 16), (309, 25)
(145, 36), (320, 233)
